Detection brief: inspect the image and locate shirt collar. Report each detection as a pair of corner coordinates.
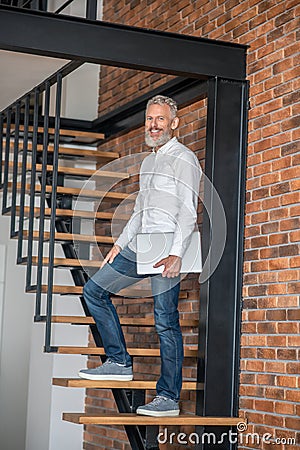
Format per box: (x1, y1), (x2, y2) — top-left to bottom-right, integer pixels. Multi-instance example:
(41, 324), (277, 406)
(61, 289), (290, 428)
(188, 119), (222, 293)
(153, 136), (178, 154)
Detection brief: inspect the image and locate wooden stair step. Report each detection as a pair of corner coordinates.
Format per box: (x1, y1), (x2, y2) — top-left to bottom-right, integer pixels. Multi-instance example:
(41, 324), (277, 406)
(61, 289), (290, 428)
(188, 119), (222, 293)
(27, 285), (192, 299)
(19, 230), (114, 244)
(33, 142), (118, 162)
(6, 161), (129, 180)
(27, 285), (83, 295)
(8, 182), (131, 201)
(62, 412), (245, 426)
(39, 145), (116, 161)
(5, 140), (118, 162)
(9, 206), (128, 221)
(11, 125), (105, 142)
(52, 378), (200, 390)
(51, 316), (199, 327)
(20, 256), (102, 268)
(56, 347), (198, 357)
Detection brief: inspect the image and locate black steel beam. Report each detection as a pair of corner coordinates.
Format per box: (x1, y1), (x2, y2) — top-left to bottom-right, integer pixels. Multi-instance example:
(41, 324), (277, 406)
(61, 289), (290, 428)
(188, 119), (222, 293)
(47, 78), (208, 137)
(0, 5), (247, 80)
(92, 77), (208, 138)
(195, 77), (248, 449)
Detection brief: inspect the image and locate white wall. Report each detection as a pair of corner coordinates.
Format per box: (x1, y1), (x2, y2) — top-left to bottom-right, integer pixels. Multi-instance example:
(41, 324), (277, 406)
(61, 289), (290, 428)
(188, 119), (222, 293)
(0, 212), (38, 450)
(0, 2), (103, 449)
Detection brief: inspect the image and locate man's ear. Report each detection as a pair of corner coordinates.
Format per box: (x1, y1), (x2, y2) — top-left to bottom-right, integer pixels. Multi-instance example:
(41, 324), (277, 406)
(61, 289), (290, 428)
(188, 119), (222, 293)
(171, 117), (179, 130)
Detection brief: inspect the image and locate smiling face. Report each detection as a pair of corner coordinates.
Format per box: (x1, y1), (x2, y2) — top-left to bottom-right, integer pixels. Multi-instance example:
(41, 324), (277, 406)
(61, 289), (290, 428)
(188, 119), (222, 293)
(145, 103), (179, 149)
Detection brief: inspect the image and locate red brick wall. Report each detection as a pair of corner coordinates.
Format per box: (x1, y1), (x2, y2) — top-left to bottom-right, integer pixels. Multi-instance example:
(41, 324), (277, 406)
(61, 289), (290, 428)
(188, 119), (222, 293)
(84, 0), (300, 448)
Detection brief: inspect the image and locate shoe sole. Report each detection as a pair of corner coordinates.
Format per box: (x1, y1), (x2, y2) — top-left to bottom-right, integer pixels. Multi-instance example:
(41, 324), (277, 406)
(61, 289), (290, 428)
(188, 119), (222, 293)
(78, 372), (133, 381)
(136, 409), (180, 417)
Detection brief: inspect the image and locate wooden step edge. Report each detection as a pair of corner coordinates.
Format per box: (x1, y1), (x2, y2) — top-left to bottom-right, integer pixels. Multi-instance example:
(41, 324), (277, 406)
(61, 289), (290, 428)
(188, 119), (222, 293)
(33, 143), (119, 160)
(53, 378), (201, 390)
(3, 141), (119, 160)
(19, 230), (114, 244)
(56, 347), (198, 357)
(11, 206), (129, 221)
(8, 182), (133, 201)
(11, 125), (105, 140)
(117, 289), (190, 299)
(62, 412), (246, 426)
(6, 161), (130, 180)
(51, 316), (199, 327)
(20, 257), (102, 268)
(27, 285), (82, 295)
(27, 285), (196, 299)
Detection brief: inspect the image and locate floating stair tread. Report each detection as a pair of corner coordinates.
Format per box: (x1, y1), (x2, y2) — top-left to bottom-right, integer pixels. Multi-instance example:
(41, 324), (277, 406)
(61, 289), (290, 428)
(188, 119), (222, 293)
(28, 285), (192, 298)
(15, 125), (105, 141)
(20, 230), (114, 244)
(34, 143), (118, 161)
(27, 285), (83, 295)
(9, 182), (131, 201)
(6, 161), (129, 180)
(56, 347), (197, 357)
(41, 145), (117, 161)
(63, 413), (245, 426)
(53, 378), (200, 390)
(20, 257), (102, 268)
(4, 141), (118, 161)
(51, 316), (199, 327)
(12, 206), (128, 221)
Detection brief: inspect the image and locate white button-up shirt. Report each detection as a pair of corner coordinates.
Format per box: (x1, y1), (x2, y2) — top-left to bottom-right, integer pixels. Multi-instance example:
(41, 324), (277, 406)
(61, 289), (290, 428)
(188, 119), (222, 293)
(115, 137), (202, 258)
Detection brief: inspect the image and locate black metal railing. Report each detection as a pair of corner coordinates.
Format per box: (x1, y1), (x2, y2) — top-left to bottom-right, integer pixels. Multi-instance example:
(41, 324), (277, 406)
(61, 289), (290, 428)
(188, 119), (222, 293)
(0, 60), (147, 450)
(0, 0), (99, 19)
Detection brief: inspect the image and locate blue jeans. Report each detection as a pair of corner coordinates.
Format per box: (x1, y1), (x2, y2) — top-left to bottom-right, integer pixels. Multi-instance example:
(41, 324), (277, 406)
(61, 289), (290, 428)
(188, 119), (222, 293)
(83, 246), (184, 402)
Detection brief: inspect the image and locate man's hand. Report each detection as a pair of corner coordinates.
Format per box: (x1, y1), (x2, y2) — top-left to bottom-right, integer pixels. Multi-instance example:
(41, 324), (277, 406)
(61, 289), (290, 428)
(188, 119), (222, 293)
(153, 255), (182, 278)
(101, 244), (121, 268)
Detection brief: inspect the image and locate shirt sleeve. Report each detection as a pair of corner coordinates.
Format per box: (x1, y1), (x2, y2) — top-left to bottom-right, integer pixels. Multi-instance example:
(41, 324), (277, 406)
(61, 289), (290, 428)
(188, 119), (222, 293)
(169, 152), (202, 258)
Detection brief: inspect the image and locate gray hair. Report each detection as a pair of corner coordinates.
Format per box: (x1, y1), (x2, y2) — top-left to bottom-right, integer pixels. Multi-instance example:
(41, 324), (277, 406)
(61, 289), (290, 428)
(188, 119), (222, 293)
(146, 95), (178, 119)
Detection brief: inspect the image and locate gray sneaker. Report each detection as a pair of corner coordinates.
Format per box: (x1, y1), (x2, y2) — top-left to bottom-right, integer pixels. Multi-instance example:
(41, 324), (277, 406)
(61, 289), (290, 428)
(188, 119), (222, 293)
(78, 358), (133, 381)
(136, 395), (180, 417)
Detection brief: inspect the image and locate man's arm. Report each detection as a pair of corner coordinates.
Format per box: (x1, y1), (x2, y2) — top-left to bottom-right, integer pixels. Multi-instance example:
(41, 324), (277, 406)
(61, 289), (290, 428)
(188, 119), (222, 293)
(154, 152), (201, 277)
(101, 190), (143, 268)
(170, 152), (201, 257)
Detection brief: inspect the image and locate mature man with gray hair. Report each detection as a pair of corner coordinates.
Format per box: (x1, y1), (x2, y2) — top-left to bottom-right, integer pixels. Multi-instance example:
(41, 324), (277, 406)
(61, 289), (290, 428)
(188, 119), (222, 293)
(79, 95), (202, 417)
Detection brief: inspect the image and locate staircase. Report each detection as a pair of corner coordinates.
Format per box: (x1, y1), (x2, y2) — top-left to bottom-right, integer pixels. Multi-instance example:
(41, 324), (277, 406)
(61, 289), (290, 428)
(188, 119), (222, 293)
(0, 63), (245, 450)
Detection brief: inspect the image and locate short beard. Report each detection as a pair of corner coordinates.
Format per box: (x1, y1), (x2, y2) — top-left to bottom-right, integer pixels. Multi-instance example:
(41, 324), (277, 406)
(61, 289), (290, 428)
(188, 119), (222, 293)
(145, 129), (172, 148)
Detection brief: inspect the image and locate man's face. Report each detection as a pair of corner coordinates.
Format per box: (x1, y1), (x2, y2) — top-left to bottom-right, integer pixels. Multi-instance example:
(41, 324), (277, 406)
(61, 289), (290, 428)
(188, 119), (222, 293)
(145, 104), (178, 148)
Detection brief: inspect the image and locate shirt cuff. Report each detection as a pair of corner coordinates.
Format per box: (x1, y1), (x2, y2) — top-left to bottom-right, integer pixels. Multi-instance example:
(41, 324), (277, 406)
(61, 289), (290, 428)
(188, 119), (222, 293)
(169, 244), (184, 258)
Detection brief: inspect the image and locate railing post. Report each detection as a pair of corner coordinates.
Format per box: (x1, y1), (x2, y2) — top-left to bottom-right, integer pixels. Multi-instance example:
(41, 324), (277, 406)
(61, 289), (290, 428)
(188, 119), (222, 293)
(2, 109), (11, 214)
(0, 113), (3, 188)
(35, 80), (50, 320)
(39, 0), (48, 11)
(44, 73), (62, 351)
(26, 88), (40, 290)
(86, 0), (97, 20)
(10, 101), (21, 237)
(17, 94), (30, 263)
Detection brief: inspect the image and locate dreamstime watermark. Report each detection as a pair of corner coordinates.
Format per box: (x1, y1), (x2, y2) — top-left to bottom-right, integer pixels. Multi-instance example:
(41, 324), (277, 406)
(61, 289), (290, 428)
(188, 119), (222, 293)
(157, 423), (297, 446)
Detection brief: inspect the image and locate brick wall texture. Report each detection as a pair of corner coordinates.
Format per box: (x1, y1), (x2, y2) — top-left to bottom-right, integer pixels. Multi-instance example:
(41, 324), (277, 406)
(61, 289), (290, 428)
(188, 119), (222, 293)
(84, 1), (300, 449)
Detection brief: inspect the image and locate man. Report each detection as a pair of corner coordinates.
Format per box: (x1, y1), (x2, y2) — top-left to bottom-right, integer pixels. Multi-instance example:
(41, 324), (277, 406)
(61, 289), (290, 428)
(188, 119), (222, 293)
(79, 95), (201, 417)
